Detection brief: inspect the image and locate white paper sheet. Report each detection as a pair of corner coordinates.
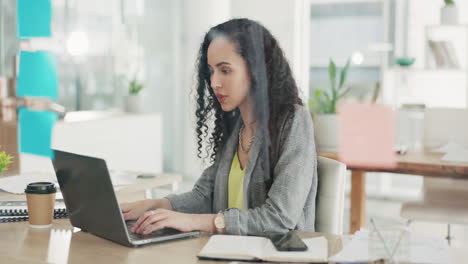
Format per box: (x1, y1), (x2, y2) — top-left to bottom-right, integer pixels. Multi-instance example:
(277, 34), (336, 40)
(432, 141), (468, 163)
(329, 229), (449, 264)
(442, 149), (468, 163)
(432, 141), (465, 153)
(0, 171), (140, 195)
(0, 173), (57, 194)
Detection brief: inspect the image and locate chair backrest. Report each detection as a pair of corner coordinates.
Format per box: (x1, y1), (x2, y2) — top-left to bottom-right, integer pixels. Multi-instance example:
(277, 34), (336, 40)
(315, 156), (347, 235)
(423, 177), (468, 205)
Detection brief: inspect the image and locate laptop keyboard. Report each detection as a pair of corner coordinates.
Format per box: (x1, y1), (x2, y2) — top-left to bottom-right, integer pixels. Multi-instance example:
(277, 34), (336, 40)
(125, 221), (182, 241)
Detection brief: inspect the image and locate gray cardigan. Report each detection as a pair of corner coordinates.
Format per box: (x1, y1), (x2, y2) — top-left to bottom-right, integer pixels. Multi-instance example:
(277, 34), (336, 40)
(166, 104), (318, 235)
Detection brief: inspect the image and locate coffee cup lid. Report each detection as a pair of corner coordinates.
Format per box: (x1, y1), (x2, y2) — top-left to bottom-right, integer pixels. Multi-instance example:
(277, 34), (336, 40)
(25, 182), (57, 194)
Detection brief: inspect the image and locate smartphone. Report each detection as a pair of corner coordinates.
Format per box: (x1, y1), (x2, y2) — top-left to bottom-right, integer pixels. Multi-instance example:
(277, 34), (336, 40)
(269, 231), (308, 251)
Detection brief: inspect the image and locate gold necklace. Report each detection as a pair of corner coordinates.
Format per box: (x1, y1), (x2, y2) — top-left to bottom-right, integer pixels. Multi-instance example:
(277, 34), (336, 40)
(239, 124), (255, 153)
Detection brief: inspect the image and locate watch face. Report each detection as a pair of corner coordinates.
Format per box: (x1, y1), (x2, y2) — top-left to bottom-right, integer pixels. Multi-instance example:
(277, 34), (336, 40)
(215, 215), (225, 228)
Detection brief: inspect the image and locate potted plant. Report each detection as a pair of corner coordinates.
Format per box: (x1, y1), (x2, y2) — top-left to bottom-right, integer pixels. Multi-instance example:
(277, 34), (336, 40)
(308, 58), (350, 152)
(125, 78), (144, 113)
(0, 146), (13, 175)
(441, 0), (458, 25)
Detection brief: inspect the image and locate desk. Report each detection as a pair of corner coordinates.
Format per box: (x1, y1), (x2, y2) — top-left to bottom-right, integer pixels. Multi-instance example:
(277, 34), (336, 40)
(1, 184), (467, 263)
(320, 151), (468, 234)
(0, 186), (342, 263)
(0, 220), (343, 264)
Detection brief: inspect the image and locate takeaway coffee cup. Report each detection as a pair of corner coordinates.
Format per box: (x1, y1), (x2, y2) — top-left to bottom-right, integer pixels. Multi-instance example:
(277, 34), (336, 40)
(25, 182), (57, 228)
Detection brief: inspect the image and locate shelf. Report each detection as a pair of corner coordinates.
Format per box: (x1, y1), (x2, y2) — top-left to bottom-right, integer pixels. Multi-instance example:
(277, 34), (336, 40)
(310, 63), (381, 68)
(426, 24), (468, 30)
(387, 67), (467, 73)
(382, 69), (468, 108)
(310, 0), (384, 6)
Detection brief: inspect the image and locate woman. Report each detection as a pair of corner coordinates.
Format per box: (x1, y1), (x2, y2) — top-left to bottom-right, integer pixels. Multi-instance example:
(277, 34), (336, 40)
(121, 18), (317, 236)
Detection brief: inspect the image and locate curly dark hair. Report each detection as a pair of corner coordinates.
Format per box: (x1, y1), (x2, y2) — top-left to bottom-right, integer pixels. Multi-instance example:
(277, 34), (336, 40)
(195, 18), (303, 164)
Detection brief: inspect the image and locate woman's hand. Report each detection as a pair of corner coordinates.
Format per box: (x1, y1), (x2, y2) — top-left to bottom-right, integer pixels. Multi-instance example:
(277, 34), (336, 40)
(121, 198), (173, 221)
(120, 199), (156, 221)
(131, 209), (217, 234)
(131, 209), (194, 234)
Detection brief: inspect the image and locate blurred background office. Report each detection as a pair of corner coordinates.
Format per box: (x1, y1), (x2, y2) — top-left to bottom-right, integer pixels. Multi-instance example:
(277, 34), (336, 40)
(1, 0), (467, 245)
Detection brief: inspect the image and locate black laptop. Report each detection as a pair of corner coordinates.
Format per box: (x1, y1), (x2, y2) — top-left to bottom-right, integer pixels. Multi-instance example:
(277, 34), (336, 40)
(52, 149), (199, 247)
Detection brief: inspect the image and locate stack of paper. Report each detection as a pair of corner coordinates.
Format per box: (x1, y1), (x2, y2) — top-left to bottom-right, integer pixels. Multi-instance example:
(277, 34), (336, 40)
(432, 141), (468, 163)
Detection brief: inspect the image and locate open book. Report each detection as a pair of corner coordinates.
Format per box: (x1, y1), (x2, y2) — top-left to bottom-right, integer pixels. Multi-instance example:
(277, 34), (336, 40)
(198, 235), (328, 263)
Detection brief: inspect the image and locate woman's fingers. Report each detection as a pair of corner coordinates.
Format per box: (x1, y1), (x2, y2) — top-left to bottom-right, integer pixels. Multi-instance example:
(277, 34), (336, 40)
(120, 203), (130, 213)
(133, 211), (193, 234)
(123, 212), (136, 221)
(131, 211), (152, 232)
(133, 209), (168, 233)
(135, 212), (168, 233)
(142, 220), (168, 235)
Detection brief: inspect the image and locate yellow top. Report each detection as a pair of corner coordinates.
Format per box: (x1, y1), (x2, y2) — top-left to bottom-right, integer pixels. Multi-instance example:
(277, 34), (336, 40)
(228, 151), (245, 209)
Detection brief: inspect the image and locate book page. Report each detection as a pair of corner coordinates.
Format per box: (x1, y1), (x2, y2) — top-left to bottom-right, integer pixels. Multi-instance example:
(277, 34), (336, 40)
(261, 236), (328, 263)
(198, 235), (268, 260)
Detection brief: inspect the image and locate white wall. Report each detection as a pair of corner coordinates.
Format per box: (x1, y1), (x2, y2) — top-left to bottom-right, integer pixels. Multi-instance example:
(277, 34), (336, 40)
(230, 0), (310, 100)
(139, 0), (181, 175)
(179, 0), (231, 179)
(137, 0), (231, 179)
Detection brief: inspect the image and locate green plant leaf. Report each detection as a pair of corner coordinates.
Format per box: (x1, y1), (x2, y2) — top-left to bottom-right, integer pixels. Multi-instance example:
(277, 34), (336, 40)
(339, 58), (350, 90)
(0, 148), (13, 174)
(321, 92), (334, 114)
(329, 59), (339, 114)
(445, 0), (455, 5)
(309, 90), (324, 113)
(310, 58), (352, 114)
(338, 87), (351, 99)
(329, 59), (337, 92)
(129, 79), (144, 95)
(309, 89), (331, 114)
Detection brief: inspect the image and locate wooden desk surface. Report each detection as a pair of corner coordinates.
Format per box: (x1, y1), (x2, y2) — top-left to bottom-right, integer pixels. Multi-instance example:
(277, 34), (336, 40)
(0, 178), (342, 264)
(0, 219), (342, 264)
(320, 150), (468, 234)
(1, 187), (467, 263)
(1, 219), (467, 264)
(320, 151), (468, 178)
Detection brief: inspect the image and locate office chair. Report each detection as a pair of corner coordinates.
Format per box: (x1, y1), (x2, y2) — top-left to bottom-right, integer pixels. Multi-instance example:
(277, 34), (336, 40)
(400, 108), (468, 245)
(315, 156), (347, 235)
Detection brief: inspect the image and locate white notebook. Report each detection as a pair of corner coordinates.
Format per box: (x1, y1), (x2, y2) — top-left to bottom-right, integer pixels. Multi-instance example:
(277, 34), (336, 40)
(198, 235), (328, 263)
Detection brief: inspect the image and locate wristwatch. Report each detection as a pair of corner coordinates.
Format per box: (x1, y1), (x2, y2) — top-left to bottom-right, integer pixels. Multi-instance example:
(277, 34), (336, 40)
(214, 211), (226, 234)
